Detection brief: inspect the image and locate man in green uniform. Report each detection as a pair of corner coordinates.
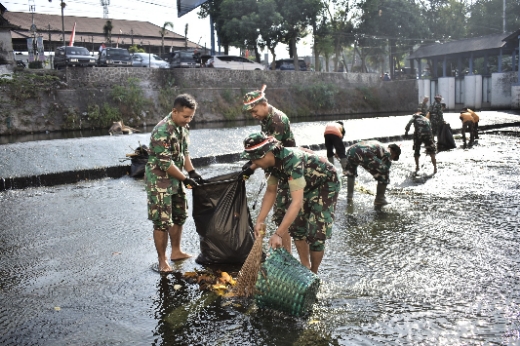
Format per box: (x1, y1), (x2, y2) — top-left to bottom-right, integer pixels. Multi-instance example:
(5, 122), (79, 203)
(419, 96), (429, 115)
(242, 85), (296, 253)
(344, 140), (401, 206)
(405, 108), (437, 174)
(145, 94), (203, 273)
(426, 94), (444, 141)
(241, 132), (340, 274)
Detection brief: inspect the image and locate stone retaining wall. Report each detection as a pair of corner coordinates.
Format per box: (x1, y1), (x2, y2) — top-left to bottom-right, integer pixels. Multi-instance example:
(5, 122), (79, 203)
(0, 68), (418, 135)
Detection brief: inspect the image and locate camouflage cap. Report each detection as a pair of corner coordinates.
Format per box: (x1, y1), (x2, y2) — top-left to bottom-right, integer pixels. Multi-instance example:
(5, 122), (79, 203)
(388, 143), (401, 161)
(240, 132), (278, 160)
(434, 94), (442, 99)
(242, 84), (267, 112)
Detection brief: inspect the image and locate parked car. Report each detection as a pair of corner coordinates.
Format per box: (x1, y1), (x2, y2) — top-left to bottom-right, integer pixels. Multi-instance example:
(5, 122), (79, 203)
(170, 50), (200, 68)
(272, 59), (307, 71)
(97, 48), (132, 67)
(53, 46), (96, 69)
(205, 55), (266, 70)
(131, 53), (169, 68)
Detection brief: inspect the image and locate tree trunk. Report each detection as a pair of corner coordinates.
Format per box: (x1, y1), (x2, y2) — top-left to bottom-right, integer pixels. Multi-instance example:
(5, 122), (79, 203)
(267, 48), (275, 70)
(291, 38), (299, 71)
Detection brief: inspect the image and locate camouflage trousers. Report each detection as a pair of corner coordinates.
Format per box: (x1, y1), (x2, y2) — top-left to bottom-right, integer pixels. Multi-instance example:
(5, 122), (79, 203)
(272, 181), (293, 229)
(430, 116), (443, 138)
(344, 157), (390, 184)
(147, 187), (188, 231)
(413, 133), (436, 156)
(287, 174), (340, 252)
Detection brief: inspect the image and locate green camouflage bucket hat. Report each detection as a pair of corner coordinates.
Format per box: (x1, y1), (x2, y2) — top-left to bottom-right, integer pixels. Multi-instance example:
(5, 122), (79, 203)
(241, 132), (278, 160)
(242, 84), (267, 112)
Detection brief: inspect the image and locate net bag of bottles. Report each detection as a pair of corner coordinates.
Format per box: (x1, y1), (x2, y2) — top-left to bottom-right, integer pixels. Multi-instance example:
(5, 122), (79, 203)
(192, 171), (255, 265)
(254, 248), (320, 316)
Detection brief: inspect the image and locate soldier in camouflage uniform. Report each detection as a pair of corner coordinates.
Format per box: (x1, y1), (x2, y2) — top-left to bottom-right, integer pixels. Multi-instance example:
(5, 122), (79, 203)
(405, 108), (437, 174)
(241, 132), (340, 274)
(344, 140), (401, 206)
(242, 85), (296, 253)
(145, 94), (203, 273)
(419, 96), (429, 115)
(426, 94), (444, 140)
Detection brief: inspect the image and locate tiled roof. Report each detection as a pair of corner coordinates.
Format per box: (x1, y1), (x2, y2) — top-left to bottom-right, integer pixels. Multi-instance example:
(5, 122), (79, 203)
(409, 32), (513, 59)
(4, 11), (200, 48)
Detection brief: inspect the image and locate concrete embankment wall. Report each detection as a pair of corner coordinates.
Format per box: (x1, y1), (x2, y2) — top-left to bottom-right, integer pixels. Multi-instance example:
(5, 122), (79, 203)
(0, 68), (417, 135)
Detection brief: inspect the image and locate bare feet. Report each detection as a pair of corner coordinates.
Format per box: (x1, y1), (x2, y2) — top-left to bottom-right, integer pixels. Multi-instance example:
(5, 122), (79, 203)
(170, 251), (192, 261)
(158, 260), (173, 273)
(433, 167), (437, 174)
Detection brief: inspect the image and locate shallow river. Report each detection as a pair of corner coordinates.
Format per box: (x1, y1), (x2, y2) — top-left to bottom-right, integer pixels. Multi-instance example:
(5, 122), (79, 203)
(1, 130), (519, 345)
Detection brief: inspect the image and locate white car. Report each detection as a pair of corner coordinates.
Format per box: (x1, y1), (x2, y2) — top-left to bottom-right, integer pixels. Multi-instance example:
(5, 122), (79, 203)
(131, 53), (170, 69)
(205, 55), (266, 70)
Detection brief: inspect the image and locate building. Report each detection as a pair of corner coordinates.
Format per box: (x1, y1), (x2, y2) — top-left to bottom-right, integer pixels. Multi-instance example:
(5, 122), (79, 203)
(3, 11), (203, 60)
(409, 30), (520, 110)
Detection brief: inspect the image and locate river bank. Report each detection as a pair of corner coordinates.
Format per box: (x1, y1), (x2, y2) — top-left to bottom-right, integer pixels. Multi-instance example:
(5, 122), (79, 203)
(0, 68), (417, 136)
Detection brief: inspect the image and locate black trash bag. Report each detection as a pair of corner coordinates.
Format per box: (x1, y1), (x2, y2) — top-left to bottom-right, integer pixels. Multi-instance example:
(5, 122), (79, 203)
(437, 123), (456, 152)
(192, 171), (256, 265)
(129, 145), (149, 178)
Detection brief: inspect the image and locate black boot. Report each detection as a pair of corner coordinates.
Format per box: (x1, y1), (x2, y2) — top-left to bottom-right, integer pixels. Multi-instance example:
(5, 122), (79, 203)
(347, 176), (355, 202)
(340, 158), (348, 175)
(374, 183), (389, 206)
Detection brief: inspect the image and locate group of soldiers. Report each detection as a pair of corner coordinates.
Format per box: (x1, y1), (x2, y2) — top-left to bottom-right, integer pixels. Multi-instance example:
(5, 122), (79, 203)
(143, 85), (479, 275)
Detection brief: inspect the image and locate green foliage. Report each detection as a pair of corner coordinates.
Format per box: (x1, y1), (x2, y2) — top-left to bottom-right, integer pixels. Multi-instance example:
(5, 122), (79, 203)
(356, 86), (380, 110)
(157, 75), (177, 114)
(128, 44), (145, 53)
(0, 72), (60, 104)
(28, 61), (43, 69)
(111, 77), (152, 119)
(63, 107), (81, 129)
(220, 88), (235, 104)
(294, 83), (338, 110)
(87, 103), (121, 128)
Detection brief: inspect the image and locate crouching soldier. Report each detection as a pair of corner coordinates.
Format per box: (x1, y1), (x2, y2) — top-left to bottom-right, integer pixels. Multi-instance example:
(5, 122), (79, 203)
(459, 110), (477, 148)
(405, 108), (437, 174)
(324, 121), (347, 173)
(344, 140), (401, 206)
(241, 133), (340, 274)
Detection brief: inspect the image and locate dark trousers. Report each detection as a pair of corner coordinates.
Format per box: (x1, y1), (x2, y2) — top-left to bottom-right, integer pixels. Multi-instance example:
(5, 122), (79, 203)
(324, 134), (346, 159)
(461, 121), (475, 148)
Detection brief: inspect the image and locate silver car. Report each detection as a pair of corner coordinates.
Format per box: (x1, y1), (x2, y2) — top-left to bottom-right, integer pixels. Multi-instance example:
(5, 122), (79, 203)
(205, 55), (266, 70)
(131, 53), (170, 68)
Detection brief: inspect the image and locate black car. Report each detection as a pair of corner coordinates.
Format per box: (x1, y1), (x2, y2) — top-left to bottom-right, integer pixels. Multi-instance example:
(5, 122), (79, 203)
(272, 59), (307, 71)
(170, 50), (201, 68)
(98, 48), (132, 67)
(53, 46), (96, 69)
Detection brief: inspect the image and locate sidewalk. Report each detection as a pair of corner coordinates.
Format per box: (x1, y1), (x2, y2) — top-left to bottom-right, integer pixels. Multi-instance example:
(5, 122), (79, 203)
(1, 111), (519, 191)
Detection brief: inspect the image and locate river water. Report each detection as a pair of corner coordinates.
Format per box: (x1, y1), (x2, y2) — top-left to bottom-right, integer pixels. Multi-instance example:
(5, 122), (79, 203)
(0, 122), (519, 345)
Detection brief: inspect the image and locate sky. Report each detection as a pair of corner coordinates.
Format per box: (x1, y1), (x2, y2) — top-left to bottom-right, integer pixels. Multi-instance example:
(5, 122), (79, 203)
(2, 0), (314, 59)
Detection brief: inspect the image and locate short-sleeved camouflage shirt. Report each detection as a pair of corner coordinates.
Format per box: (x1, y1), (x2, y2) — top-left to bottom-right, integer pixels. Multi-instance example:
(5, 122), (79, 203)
(260, 106), (296, 147)
(405, 114), (433, 137)
(145, 113), (189, 194)
(265, 147), (338, 193)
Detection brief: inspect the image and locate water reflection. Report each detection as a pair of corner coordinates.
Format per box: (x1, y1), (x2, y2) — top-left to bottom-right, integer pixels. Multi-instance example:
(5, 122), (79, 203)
(0, 132), (519, 345)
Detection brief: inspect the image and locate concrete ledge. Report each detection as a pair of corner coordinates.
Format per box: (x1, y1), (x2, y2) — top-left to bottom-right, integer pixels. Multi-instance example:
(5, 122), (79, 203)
(2, 121), (518, 191)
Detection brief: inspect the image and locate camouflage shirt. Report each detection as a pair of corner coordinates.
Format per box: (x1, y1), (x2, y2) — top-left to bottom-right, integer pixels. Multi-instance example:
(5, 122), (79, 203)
(145, 113), (189, 193)
(265, 147), (337, 193)
(428, 101), (444, 122)
(419, 102), (429, 115)
(345, 140), (392, 176)
(405, 114), (433, 137)
(260, 106), (296, 147)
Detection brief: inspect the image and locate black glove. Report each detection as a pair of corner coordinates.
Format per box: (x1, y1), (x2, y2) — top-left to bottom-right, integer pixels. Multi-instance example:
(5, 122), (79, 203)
(188, 170), (203, 183)
(183, 177), (199, 189)
(241, 161), (255, 180)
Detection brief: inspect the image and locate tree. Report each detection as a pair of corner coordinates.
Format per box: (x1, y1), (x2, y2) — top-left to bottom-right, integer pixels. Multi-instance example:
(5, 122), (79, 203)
(467, 0), (520, 36)
(257, 0), (284, 69)
(199, 0), (233, 54)
(159, 21), (174, 56)
(103, 20), (113, 45)
(128, 44), (145, 53)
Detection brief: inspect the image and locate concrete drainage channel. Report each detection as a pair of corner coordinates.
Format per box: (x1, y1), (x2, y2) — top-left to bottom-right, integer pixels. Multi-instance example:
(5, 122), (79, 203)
(1, 121), (519, 192)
